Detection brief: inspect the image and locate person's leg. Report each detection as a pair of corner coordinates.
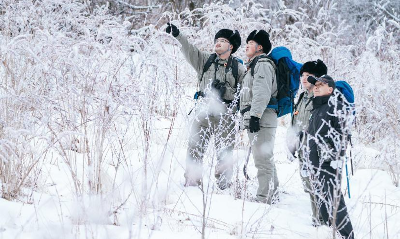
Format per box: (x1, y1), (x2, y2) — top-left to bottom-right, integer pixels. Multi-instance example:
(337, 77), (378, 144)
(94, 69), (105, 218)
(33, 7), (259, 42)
(319, 169), (354, 239)
(309, 194), (323, 226)
(185, 118), (212, 186)
(248, 127), (279, 204)
(214, 114), (236, 189)
(299, 158), (323, 225)
(335, 193), (354, 239)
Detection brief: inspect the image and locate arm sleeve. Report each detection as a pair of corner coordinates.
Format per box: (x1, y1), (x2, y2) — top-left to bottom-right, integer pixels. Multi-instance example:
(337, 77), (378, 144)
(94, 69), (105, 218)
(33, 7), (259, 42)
(176, 33), (209, 74)
(335, 103), (348, 157)
(330, 102), (346, 157)
(237, 63), (246, 89)
(249, 61), (274, 118)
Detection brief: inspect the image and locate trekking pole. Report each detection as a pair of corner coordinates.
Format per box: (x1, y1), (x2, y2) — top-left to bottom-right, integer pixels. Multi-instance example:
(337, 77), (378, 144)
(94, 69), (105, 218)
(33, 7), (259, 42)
(243, 146), (252, 180)
(345, 162), (351, 199)
(349, 137), (354, 176)
(188, 107), (194, 115)
(350, 149), (354, 176)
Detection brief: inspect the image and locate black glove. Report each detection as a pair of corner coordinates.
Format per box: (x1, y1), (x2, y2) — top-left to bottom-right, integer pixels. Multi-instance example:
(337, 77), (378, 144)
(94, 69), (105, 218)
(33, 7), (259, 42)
(166, 23), (179, 37)
(249, 116), (260, 133)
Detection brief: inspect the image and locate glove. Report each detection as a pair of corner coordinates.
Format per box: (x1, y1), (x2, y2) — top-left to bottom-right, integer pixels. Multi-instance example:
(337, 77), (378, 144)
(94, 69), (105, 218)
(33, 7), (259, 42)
(166, 23), (179, 37)
(249, 116), (260, 133)
(330, 160), (343, 170)
(287, 151), (297, 162)
(286, 127), (300, 160)
(300, 162), (311, 177)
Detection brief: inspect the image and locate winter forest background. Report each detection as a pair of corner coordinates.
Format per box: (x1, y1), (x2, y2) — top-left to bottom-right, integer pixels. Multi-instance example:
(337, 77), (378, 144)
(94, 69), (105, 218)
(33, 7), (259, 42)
(0, 0), (399, 238)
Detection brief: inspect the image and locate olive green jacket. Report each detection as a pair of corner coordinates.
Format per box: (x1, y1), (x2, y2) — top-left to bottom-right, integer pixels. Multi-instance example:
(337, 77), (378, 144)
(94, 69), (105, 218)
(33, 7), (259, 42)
(291, 90), (314, 134)
(240, 54), (278, 128)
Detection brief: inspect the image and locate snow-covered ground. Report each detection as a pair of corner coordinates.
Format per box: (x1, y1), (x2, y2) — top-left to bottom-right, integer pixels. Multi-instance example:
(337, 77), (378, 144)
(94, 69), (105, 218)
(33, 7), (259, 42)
(1, 120), (399, 239)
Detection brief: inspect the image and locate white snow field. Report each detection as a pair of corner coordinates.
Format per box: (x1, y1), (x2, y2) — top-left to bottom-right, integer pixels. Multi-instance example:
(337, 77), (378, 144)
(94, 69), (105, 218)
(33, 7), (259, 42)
(1, 118), (399, 239)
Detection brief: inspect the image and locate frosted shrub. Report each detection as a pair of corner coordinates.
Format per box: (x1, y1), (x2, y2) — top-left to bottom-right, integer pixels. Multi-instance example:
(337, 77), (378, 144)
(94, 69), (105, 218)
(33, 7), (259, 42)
(0, 0), (186, 200)
(353, 19), (400, 186)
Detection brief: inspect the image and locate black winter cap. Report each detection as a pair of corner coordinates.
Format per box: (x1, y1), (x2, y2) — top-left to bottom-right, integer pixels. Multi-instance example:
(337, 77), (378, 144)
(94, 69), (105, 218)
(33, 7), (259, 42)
(300, 59), (327, 77)
(246, 30), (272, 54)
(307, 74), (335, 89)
(215, 29), (241, 54)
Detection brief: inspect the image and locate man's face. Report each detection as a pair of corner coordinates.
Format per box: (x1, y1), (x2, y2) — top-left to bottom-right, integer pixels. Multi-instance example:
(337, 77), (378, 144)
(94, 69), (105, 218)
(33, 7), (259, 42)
(214, 38), (232, 54)
(313, 81), (333, 97)
(300, 72), (314, 91)
(245, 40), (262, 58)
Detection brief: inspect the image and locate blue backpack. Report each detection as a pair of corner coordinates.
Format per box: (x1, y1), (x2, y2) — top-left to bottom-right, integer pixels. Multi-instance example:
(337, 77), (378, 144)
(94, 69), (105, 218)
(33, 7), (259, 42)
(246, 47), (302, 117)
(267, 47), (303, 117)
(336, 81), (355, 115)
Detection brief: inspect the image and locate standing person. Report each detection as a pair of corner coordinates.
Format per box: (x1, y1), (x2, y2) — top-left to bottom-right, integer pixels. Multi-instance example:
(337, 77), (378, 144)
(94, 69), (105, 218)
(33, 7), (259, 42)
(305, 75), (354, 239)
(166, 23), (246, 189)
(240, 30), (279, 204)
(291, 60), (327, 226)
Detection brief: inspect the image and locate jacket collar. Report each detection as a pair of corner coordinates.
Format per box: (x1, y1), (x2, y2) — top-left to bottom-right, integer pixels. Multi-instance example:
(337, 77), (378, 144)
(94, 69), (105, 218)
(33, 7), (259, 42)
(312, 95), (331, 109)
(304, 90), (314, 99)
(216, 55), (230, 63)
(247, 53), (266, 64)
(245, 53), (267, 68)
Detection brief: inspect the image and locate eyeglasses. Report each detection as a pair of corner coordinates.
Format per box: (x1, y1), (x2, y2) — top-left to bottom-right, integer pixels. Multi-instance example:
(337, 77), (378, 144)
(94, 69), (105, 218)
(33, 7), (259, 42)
(215, 38), (230, 44)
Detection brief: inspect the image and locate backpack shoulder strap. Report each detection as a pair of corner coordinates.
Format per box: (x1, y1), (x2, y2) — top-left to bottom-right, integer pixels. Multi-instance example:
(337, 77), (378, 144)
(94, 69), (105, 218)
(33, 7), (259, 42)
(200, 53), (217, 82)
(218, 56), (240, 88)
(250, 55), (268, 76)
(230, 57), (239, 87)
(225, 56), (233, 74)
(294, 91), (305, 110)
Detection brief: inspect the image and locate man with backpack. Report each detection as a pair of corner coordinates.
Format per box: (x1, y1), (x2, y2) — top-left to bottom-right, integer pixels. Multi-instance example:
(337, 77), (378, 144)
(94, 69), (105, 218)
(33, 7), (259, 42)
(304, 75), (354, 239)
(240, 30), (279, 204)
(166, 23), (246, 189)
(291, 60), (327, 226)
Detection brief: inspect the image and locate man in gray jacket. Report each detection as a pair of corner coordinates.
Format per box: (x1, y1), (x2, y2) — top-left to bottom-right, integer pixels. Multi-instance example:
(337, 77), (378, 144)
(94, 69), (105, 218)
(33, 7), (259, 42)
(291, 60), (327, 225)
(240, 30), (278, 204)
(166, 23), (246, 189)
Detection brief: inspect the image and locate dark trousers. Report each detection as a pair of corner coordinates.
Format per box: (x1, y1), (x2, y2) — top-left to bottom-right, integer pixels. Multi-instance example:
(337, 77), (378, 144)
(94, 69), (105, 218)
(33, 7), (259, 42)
(316, 166), (354, 239)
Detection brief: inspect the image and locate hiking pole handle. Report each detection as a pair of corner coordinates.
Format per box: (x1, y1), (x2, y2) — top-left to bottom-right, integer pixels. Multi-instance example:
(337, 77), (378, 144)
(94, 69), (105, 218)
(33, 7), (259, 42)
(345, 163), (351, 199)
(349, 136), (354, 176)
